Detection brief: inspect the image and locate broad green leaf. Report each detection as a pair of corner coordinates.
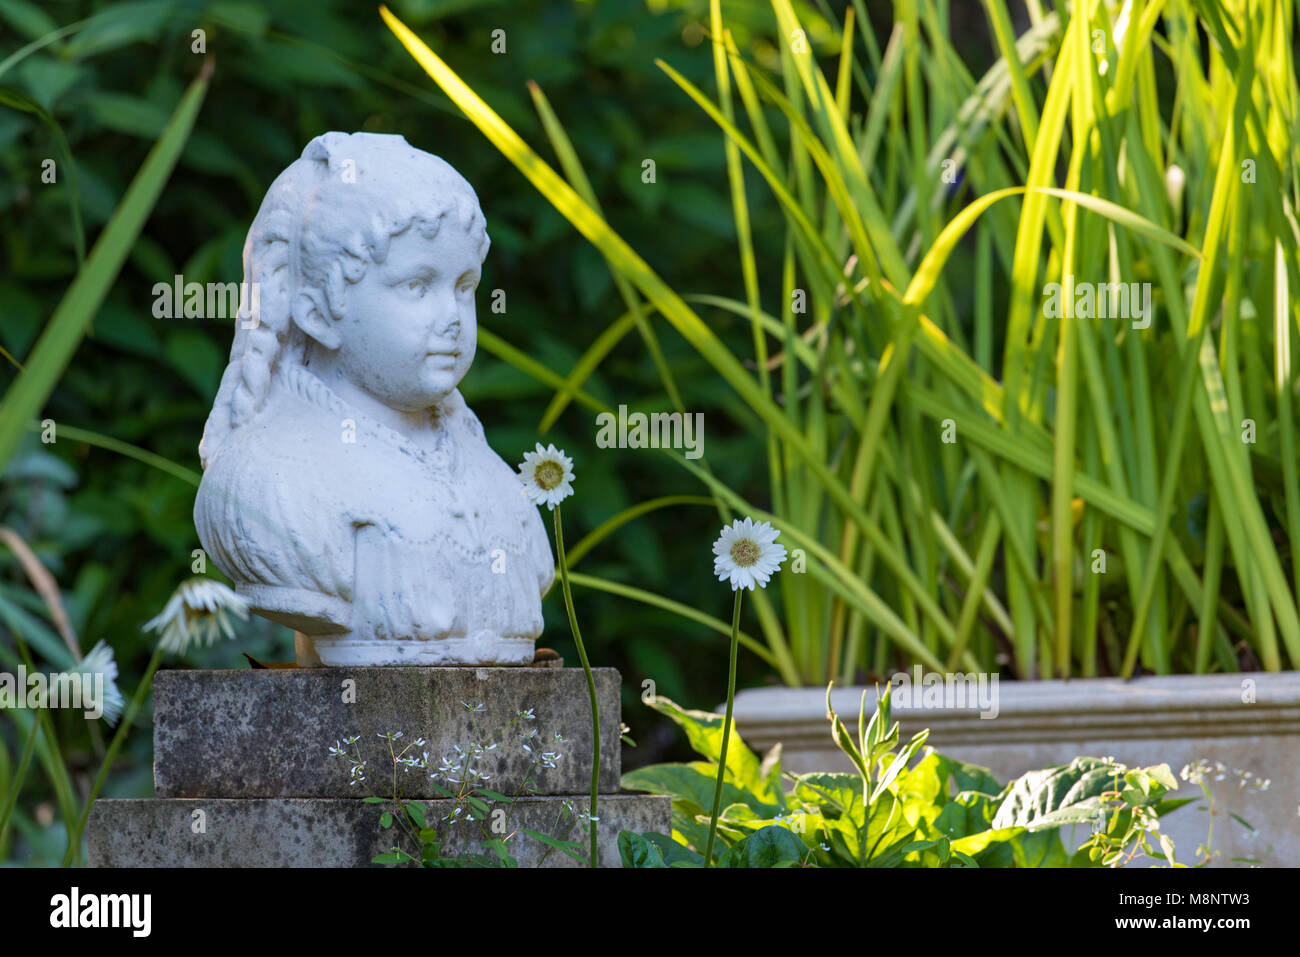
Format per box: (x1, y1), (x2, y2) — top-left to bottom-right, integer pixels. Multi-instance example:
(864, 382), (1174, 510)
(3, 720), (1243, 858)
(949, 825), (1027, 858)
(991, 757), (1176, 833)
(793, 772), (863, 818)
(716, 824), (807, 868)
(638, 696), (776, 803)
(621, 761), (772, 818)
(617, 831), (668, 868)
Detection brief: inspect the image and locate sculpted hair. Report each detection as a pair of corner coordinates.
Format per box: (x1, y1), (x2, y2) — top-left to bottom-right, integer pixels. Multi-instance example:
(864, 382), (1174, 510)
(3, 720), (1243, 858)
(199, 132), (490, 469)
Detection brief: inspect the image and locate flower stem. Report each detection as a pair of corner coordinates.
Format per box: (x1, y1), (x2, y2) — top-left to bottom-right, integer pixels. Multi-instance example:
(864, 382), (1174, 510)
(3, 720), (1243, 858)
(61, 644), (166, 867)
(0, 719), (40, 851)
(553, 504), (600, 868)
(705, 588), (743, 867)
(9, 631), (78, 852)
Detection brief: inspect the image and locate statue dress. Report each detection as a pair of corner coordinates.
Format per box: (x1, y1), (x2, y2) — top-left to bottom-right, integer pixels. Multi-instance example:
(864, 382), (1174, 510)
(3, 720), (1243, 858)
(195, 363), (554, 665)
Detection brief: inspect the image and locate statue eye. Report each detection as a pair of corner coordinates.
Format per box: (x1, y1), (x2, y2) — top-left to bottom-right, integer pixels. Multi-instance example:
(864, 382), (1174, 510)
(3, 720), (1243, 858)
(456, 276), (477, 295)
(406, 279), (428, 297)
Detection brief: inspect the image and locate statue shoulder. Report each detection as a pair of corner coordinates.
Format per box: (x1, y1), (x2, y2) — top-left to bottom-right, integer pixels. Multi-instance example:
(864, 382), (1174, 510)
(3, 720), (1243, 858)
(194, 392), (352, 607)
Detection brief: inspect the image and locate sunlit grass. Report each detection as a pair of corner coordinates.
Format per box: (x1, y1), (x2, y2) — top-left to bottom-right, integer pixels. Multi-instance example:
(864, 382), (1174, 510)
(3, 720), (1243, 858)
(384, 0), (1300, 685)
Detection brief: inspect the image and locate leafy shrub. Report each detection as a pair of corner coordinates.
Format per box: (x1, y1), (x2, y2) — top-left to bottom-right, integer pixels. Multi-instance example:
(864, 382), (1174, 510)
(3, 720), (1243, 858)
(620, 689), (1187, 868)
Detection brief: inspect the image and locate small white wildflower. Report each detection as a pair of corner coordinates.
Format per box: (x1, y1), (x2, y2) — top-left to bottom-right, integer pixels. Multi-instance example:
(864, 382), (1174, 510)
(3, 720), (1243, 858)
(517, 443), (575, 510)
(712, 517), (787, 591)
(143, 577), (249, 655)
(74, 640), (124, 726)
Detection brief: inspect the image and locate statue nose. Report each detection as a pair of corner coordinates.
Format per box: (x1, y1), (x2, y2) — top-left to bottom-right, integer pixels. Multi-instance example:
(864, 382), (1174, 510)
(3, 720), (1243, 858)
(433, 312), (460, 340)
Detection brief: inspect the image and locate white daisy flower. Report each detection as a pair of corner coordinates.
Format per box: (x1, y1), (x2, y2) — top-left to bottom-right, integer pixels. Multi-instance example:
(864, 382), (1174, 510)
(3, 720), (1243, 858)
(712, 518), (787, 591)
(517, 443), (575, 510)
(74, 640), (124, 726)
(143, 577), (249, 655)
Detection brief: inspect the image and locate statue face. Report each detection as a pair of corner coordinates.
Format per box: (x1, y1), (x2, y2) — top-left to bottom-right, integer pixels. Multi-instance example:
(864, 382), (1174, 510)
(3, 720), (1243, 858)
(328, 217), (481, 412)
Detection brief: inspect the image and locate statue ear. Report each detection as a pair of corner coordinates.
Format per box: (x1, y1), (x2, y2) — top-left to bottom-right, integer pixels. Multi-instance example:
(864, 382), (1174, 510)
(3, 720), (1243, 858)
(292, 289), (340, 350)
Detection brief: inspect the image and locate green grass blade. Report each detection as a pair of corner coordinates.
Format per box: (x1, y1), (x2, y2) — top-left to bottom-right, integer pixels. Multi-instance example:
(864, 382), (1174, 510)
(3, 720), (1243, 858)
(0, 62), (211, 477)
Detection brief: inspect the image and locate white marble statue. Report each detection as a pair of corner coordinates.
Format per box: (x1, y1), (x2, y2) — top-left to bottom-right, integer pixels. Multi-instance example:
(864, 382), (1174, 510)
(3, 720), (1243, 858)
(195, 132), (555, 666)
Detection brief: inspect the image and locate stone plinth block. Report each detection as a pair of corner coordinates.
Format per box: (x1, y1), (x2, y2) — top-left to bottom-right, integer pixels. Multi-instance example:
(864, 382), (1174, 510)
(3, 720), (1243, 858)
(153, 667), (620, 798)
(89, 795), (670, 868)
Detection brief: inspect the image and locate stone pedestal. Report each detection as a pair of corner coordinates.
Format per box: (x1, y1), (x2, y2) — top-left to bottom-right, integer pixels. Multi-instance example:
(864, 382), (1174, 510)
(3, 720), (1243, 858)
(89, 667), (669, 867)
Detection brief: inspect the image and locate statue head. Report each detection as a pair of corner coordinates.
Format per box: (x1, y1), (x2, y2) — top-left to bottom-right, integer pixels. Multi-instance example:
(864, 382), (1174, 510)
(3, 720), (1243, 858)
(200, 131), (490, 467)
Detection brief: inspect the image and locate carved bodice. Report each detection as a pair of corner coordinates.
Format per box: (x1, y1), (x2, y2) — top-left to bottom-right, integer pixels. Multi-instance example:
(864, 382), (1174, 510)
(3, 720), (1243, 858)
(194, 364), (554, 643)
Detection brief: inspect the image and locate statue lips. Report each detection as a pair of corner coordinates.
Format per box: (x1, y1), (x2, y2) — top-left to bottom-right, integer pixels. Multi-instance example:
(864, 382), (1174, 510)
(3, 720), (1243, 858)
(424, 350), (458, 369)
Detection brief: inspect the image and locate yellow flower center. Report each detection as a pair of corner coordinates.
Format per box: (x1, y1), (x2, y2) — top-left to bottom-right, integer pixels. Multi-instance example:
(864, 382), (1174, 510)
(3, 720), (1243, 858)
(535, 460), (564, 491)
(730, 538), (760, 567)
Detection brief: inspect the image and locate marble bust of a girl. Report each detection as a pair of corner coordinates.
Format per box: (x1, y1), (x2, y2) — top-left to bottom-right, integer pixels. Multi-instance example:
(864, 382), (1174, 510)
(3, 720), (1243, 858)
(194, 132), (554, 666)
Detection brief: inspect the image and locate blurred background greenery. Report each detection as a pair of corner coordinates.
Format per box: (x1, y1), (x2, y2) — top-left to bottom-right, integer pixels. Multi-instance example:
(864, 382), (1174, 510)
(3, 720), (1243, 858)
(8, 0), (1296, 867)
(1, 0), (937, 863)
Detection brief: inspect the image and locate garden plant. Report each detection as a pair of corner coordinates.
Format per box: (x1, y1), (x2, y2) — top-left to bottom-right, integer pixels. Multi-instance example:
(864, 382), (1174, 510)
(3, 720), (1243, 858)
(0, 0), (1296, 876)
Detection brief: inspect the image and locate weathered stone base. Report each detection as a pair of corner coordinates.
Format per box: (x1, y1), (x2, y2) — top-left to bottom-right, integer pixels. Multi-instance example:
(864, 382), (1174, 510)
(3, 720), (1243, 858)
(87, 665), (656, 868)
(153, 667), (620, 797)
(89, 795), (670, 868)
